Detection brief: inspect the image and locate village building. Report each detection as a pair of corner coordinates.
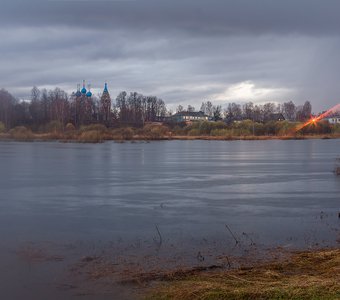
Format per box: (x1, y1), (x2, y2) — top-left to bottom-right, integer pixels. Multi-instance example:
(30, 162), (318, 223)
(325, 116), (340, 124)
(169, 111), (209, 123)
(264, 113), (285, 122)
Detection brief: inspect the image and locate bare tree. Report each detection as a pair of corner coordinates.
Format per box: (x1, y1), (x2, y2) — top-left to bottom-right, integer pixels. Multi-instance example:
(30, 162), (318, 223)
(187, 105), (195, 112)
(212, 105), (222, 121)
(263, 102), (276, 121)
(176, 104), (183, 113)
(200, 101), (213, 117)
(283, 101), (296, 121)
(225, 102), (242, 121)
(242, 102), (254, 120)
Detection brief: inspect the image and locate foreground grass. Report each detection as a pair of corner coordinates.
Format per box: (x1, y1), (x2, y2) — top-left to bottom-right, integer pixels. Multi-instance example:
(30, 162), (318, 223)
(146, 249), (340, 300)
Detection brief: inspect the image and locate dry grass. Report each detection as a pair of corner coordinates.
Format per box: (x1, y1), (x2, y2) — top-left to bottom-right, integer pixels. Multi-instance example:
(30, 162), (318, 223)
(8, 126), (34, 140)
(1, 126), (340, 143)
(170, 135), (340, 141)
(146, 249), (340, 300)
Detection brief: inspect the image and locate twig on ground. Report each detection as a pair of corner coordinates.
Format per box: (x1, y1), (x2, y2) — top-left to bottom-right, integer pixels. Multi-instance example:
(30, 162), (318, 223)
(155, 224), (163, 248)
(225, 224), (240, 245)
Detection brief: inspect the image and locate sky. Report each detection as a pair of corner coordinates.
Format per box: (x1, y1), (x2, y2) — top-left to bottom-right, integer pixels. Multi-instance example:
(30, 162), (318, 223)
(1, 0), (340, 112)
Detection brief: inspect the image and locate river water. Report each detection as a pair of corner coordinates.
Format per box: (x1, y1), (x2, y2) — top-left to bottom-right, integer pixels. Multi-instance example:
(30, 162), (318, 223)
(0, 140), (339, 299)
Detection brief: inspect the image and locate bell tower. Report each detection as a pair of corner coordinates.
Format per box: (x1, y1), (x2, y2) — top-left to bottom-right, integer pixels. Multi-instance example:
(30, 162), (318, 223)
(100, 82), (111, 123)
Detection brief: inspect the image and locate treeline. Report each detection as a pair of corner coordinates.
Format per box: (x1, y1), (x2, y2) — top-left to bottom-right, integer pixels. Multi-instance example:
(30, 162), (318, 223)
(169, 119), (339, 137)
(178, 100), (313, 122)
(116, 91), (166, 126)
(0, 87), (167, 131)
(0, 85), (330, 134)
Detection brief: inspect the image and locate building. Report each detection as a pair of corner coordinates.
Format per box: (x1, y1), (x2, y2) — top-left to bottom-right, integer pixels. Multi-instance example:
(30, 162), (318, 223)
(71, 80), (94, 126)
(169, 111), (209, 123)
(325, 116), (340, 124)
(264, 113), (285, 122)
(100, 83), (112, 124)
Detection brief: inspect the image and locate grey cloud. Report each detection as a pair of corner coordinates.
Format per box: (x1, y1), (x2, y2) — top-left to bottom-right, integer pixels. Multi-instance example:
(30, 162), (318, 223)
(1, 1), (340, 112)
(1, 0), (340, 36)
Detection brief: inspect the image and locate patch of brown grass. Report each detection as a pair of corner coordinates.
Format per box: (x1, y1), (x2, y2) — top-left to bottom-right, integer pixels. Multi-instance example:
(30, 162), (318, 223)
(146, 249), (340, 300)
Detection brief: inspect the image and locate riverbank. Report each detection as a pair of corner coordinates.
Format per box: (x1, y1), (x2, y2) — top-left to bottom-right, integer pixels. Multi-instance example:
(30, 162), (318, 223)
(145, 248), (340, 300)
(1, 132), (340, 143)
(1, 123), (340, 143)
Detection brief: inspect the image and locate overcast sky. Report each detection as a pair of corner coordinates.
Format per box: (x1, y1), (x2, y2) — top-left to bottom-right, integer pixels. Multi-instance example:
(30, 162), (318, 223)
(1, 0), (340, 112)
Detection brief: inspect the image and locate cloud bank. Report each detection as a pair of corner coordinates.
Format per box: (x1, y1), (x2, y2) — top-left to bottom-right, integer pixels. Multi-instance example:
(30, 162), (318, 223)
(1, 0), (340, 111)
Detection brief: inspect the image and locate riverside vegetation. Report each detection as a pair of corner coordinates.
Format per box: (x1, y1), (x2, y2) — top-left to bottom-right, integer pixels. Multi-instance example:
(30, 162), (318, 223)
(1, 86), (339, 143)
(0, 120), (340, 143)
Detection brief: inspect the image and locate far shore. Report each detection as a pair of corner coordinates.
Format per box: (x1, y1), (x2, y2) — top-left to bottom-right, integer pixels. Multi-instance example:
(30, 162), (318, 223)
(1, 132), (340, 143)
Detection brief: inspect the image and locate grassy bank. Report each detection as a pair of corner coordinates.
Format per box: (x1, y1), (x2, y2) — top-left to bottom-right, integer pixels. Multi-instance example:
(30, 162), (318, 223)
(0, 128), (340, 143)
(146, 249), (340, 300)
(0, 121), (340, 143)
(1, 132), (339, 143)
(170, 134), (340, 141)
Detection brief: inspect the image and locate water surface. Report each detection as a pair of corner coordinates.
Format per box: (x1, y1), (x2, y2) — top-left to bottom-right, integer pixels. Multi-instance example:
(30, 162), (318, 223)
(0, 140), (339, 299)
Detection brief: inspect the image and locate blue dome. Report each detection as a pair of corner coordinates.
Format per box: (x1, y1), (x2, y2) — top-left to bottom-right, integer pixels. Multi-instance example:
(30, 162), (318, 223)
(75, 90), (81, 97)
(86, 91), (92, 97)
(103, 83), (108, 93)
(81, 87), (87, 94)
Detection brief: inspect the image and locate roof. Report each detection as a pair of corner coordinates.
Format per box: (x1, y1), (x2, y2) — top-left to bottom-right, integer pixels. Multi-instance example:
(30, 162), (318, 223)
(103, 83), (108, 93)
(173, 111), (207, 117)
(265, 113), (285, 121)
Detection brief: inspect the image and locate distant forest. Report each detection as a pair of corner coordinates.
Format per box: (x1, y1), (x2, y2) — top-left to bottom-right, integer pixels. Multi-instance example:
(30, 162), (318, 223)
(0, 86), (317, 132)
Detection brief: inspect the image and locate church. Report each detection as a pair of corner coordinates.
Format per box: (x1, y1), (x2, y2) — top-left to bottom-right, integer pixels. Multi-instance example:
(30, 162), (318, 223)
(71, 80), (112, 126)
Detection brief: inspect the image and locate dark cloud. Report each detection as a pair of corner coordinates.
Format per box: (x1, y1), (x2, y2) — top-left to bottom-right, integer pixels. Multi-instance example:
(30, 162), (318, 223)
(2, 0), (340, 36)
(1, 0), (340, 111)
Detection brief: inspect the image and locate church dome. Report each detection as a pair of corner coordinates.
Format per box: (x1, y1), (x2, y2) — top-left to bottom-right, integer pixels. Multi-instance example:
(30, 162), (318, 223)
(75, 90), (81, 97)
(81, 87), (87, 94)
(86, 91), (92, 97)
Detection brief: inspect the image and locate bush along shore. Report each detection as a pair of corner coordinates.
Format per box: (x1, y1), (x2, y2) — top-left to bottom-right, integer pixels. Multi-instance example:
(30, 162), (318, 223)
(0, 120), (340, 143)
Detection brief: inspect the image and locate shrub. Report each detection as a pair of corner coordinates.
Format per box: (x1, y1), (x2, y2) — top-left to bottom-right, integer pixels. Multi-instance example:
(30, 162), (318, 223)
(143, 124), (169, 139)
(0, 122), (5, 133)
(300, 120), (332, 135)
(65, 123), (76, 132)
(254, 122), (265, 135)
(172, 125), (185, 135)
(121, 127), (134, 140)
(231, 120), (253, 136)
(78, 130), (102, 143)
(264, 121), (277, 135)
(332, 124), (340, 134)
(197, 121), (227, 135)
(188, 128), (200, 136)
(210, 129), (232, 137)
(80, 124), (108, 133)
(46, 120), (63, 133)
(9, 126), (34, 140)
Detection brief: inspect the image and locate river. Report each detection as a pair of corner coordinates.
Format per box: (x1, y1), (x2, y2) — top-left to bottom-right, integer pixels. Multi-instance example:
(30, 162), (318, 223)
(0, 140), (339, 299)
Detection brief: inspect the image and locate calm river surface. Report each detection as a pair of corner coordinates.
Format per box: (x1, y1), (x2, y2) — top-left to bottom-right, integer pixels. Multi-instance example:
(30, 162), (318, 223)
(0, 140), (339, 299)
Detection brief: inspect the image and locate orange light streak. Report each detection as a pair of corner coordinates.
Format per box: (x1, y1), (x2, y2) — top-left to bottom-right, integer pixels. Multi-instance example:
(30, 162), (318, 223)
(295, 103), (340, 132)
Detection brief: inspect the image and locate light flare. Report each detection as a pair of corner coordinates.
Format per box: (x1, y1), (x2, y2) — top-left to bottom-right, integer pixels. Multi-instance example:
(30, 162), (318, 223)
(295, 103), (340, 132)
